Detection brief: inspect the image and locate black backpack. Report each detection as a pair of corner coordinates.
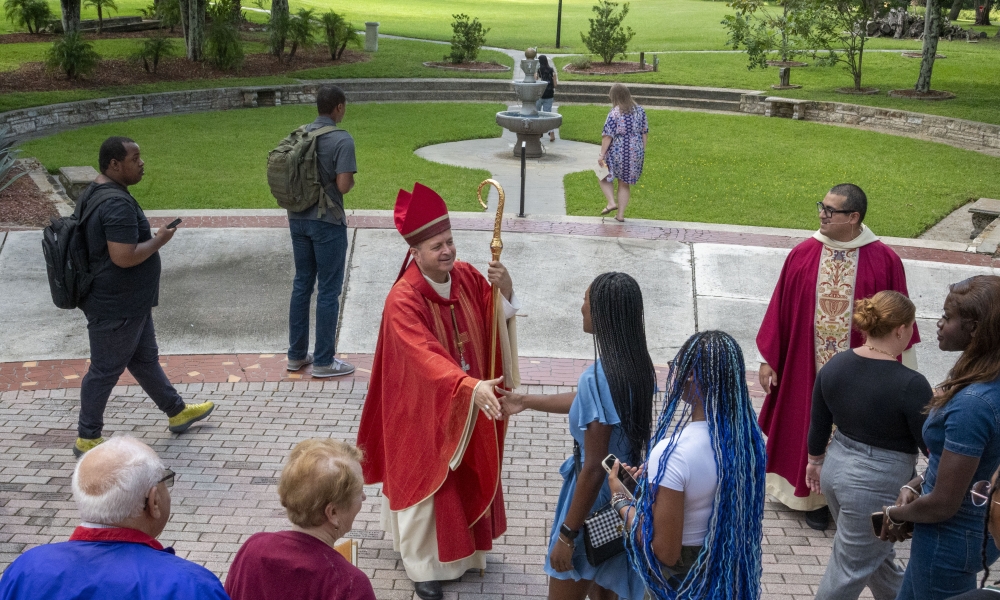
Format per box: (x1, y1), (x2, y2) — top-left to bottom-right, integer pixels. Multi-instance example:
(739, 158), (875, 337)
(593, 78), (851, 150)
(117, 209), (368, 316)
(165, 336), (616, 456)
(41, 188), (118, 309)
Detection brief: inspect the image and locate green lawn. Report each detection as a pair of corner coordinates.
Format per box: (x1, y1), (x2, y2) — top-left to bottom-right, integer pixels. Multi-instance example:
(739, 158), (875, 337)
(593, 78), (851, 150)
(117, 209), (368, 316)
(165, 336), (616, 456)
(0, 38), (513, 112)
(19, 103), (504, 212)
(556, 40), (1000, 125)
(558, 105), (1000, 238)
(18, 102), (1000, 237)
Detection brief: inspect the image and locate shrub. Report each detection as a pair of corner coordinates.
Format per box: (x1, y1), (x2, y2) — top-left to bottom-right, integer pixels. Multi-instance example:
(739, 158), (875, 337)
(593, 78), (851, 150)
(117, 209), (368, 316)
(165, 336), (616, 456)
(570, 55), (592, 70)
(140, 0), (180, 31)
(0, 125), (26, 195)
(82, 0), (118, 34)
(3, 0), (52, 34)
(320, 10), (360, 60)
(206, 0), (243, 71)
(446, 13), (489, 64)
(131, 34), (177, 73)
(46, 31), (100, 79)
(287, 7), (315, 58)
(581, 0), (635, 65)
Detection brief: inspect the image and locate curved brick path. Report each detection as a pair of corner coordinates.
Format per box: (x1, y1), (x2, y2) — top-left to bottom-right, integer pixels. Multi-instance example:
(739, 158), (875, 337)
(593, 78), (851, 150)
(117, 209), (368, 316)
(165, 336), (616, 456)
(0, 212), (960, 599)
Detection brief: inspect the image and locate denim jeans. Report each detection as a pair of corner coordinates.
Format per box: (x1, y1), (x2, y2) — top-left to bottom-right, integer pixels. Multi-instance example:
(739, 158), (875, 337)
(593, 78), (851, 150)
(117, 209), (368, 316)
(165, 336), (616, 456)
(535, 97), (554, 113)
(817, 432), (916, 600)
(288, 219), (348, 367)
(79, 312), (185, 439)
(896, 508), (1000, 600)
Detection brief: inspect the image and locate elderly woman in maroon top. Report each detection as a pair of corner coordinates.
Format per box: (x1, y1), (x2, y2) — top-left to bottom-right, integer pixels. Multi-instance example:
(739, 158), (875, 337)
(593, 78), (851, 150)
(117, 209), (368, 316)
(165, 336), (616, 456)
(225, 439), (375, 600)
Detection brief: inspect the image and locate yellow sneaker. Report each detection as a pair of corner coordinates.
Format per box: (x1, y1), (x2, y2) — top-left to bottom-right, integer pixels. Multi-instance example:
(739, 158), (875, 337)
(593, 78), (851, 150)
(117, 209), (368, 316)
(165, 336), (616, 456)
(168, 401), (215, 433)
(73, 437), (106, 458)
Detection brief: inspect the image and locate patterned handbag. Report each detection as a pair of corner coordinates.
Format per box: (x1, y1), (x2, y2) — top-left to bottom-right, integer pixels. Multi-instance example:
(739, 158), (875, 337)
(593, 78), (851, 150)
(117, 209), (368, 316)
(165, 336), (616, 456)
(573, 441), (626, 565)
(582, 505), (626, 565)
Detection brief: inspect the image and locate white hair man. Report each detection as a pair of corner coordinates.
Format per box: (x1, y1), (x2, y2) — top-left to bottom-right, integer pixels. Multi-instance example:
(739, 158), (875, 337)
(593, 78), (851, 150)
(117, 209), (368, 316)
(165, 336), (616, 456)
(0, 436), (227, 599)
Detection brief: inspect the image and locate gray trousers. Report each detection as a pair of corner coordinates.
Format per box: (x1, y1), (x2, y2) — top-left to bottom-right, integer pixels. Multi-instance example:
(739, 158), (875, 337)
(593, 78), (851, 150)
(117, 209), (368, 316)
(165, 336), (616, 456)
(815, 432), (917, 600)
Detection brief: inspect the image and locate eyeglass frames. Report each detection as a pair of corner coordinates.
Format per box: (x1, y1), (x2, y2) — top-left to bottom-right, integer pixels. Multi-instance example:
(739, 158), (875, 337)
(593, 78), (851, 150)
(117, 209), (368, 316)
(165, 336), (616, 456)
(970, 480), (1000, 507)
(142, 468), (175, 510)
(816, 202), (856, 217)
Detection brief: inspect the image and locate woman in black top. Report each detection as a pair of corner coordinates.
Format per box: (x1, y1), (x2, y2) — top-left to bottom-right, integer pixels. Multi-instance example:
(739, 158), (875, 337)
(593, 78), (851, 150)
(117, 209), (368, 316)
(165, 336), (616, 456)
(535, 55), (558, 141)
(807, 290), (933, 600)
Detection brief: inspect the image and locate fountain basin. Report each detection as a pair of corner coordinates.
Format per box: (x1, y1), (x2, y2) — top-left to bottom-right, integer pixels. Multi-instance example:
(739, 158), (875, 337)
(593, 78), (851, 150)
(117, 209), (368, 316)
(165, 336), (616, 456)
(496, 111), (563, 158)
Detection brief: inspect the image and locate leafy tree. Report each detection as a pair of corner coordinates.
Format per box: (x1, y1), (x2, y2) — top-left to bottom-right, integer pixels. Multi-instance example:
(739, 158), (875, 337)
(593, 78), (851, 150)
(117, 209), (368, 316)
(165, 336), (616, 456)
(287, 7), (314, 58)
(131, 33), (177, 73)
(60, 0), (81, 34)
(268, 0), (288, 57)
(3, 0), (52, 34)
(46, 30), (100, 79)
(205, 0), (242, 70)
(446, 13), (489, 64)
(178, 0), (205, 60)
(913, 0), (942, 93)
(320, 10), (360, 60)
(580, 1), (634, 65)
(83, 0), (117, 33)
(806, 0), (900, 91)
(723, 0), (814, 69)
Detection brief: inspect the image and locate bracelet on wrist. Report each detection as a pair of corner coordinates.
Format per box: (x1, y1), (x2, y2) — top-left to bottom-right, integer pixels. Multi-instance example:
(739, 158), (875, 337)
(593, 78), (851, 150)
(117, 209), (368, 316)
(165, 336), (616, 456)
(557, 534), (575, 548)
(807, 458), (825, 466)
(885, 506), (904, 526)
(901, 484), (921, 497)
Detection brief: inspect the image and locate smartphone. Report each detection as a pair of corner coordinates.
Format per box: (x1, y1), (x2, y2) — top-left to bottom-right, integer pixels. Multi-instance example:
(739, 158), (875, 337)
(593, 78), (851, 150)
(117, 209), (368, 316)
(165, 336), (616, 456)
(166, 218), (182, 230)
(602, 453), (638, 496)
(870, 511), (884, 537)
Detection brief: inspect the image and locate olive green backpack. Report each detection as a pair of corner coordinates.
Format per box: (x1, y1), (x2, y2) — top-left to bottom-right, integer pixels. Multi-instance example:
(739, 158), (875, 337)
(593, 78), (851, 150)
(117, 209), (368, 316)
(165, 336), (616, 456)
(266, 124), (339, 215)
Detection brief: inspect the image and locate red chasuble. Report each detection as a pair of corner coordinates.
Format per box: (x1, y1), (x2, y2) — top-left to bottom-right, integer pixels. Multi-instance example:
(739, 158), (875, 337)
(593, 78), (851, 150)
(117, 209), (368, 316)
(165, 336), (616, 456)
(357, 260), (507, 563)
(756, 237), (918, 508)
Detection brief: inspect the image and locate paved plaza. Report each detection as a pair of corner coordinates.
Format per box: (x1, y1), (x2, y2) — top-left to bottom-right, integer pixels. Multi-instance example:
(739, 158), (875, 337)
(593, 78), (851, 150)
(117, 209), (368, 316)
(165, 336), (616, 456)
(2, 211), (996, 599)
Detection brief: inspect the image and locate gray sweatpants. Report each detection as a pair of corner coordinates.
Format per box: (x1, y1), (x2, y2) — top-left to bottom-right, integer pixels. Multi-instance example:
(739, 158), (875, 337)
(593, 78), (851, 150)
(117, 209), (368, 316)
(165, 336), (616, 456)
(816, 431), (917, 600)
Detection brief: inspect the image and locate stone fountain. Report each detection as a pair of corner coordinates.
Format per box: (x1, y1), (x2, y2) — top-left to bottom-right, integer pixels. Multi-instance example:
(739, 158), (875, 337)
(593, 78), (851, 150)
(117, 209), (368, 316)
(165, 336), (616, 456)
(495, 49), (563, 158)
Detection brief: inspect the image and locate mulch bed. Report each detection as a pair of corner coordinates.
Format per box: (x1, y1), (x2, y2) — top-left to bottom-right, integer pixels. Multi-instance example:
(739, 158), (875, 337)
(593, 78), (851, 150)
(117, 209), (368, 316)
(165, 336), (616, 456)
(0, 168), (58, 229)
(887, 89), (956, 100)
(423, 61), (510, 72)
(901, 52), (946, 58)
(766, 60), (809, 67)
(0, 47), (369, 93)
(563, 61), (654, 75)
(836, 87), (880, 95)
(0, 30), (186, 44)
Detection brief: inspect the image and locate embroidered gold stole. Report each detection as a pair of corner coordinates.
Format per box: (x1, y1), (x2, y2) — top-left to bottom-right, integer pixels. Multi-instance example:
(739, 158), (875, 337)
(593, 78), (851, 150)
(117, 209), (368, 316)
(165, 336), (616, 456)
(814, 245), (859, 371)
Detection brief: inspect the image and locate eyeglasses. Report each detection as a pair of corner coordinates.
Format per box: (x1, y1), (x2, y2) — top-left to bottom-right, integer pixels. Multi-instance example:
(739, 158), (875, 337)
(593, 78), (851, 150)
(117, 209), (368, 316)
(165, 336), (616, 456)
(970, 480), (1000, 507)
(142, 468), (175, 510)
(816, 202), (856, 217)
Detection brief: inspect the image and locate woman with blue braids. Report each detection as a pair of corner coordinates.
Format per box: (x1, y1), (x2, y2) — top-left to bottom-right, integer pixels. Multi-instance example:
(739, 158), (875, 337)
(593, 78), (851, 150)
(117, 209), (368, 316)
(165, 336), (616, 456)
(608, 330), (767, 599)
(498, 272), (655, 600)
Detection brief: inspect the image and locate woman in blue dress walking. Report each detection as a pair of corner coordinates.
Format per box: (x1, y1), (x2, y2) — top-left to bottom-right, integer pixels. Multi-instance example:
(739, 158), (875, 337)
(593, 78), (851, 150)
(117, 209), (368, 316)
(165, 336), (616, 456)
(599, 83), (648, 223)
(498, 272), (655, 600)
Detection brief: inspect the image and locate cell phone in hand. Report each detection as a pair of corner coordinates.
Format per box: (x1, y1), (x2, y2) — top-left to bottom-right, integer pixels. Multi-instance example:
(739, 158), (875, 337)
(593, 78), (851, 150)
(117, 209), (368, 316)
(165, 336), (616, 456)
(166, 218), (182, 230)
(602, 453), (638, 496)
(871, 511), (884, 537)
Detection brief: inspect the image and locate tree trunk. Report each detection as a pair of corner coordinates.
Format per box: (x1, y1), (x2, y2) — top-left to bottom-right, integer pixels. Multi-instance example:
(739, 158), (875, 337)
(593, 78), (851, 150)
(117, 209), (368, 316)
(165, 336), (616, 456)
(180, 0), (205, 61)
(915, 0), (939, 93)
(60, 0), (81, 33)
(976, 0), (992, 24)
(947, 0), (963, 21)
(270, 0), (288, 56)
(97, 5), (103, 34)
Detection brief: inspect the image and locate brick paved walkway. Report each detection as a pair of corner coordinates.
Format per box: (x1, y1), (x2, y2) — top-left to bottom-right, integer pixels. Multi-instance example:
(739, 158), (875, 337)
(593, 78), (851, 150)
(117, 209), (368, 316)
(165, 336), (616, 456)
(0, 373), (911, 599)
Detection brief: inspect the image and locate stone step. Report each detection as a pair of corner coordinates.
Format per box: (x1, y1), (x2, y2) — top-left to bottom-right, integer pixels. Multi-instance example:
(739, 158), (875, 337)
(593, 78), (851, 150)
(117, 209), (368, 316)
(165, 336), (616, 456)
(556, 92), (742, 112)
(558, 81), (755, 102)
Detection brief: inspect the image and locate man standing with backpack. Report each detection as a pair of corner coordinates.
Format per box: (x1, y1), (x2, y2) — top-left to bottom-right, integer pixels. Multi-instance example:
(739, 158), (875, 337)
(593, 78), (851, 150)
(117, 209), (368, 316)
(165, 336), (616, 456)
(276, 85), (357, 377)
(71, 137), (215, 457)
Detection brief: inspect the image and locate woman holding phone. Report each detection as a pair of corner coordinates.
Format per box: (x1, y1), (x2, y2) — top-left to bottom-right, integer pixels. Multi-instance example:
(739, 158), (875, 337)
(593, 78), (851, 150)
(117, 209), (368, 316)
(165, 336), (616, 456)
(608, 330), (766, 598)
(498, 272), (654, 600)
(881, 276), (1000, 600)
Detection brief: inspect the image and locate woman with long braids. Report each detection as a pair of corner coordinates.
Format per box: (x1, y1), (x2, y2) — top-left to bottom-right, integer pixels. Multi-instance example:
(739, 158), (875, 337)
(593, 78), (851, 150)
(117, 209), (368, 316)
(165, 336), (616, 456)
(607, 330), (766, 599)
(498, 272), (654, 600)
(881, 275), (1000, 600)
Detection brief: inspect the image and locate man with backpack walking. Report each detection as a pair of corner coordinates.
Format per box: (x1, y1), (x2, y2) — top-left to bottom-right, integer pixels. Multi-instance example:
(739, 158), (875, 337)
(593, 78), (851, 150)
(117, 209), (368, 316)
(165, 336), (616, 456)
(70, 136), (215, 457)
(270, 84), (357, 377)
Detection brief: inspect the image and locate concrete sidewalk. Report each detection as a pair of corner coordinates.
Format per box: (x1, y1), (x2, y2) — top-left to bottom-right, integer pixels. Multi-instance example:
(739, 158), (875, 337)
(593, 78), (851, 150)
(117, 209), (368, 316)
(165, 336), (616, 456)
(1, 211), (995, 387)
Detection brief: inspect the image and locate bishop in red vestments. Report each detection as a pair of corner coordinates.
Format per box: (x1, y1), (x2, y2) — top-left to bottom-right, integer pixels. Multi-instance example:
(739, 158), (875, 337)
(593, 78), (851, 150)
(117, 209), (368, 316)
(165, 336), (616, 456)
(356, 183), (520, 600)
(756, 184), (918, 530)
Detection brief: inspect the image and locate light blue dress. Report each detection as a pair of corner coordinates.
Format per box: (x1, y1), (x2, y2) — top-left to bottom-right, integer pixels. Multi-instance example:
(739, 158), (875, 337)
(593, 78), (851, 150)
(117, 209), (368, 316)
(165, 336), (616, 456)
(544, 361), (646, 599)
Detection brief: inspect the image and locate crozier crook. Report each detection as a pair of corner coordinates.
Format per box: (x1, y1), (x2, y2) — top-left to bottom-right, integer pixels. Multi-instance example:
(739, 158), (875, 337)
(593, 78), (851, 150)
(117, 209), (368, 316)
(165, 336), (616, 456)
(477, 179), (504, 380)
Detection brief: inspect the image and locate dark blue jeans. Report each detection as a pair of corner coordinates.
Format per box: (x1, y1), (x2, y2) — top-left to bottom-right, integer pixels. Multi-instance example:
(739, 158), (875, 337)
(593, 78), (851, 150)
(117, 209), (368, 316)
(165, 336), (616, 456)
(896, 509), (1000, 600)
(79, 312), (185, 439)
(288, 219), (348, 367)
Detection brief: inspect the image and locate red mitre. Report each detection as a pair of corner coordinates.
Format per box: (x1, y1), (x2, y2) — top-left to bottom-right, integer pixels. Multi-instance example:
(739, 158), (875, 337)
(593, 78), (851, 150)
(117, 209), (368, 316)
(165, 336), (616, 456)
(394, 182), (451, 246)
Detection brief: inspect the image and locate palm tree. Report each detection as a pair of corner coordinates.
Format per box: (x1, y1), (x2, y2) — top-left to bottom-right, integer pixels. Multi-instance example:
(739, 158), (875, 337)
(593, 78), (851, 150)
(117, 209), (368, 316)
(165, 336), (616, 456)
(83, 0), (118, 33)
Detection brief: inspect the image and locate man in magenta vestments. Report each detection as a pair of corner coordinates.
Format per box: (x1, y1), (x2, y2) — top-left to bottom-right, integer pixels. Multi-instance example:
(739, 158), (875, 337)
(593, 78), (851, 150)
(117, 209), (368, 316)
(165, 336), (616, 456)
(756, 183), (919, 531)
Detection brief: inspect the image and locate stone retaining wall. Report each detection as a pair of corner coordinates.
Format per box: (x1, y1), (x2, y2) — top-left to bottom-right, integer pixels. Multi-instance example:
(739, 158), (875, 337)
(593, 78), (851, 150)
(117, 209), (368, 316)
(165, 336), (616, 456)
(740, 94), (1000, 152)
(2, 78), (998, 156)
